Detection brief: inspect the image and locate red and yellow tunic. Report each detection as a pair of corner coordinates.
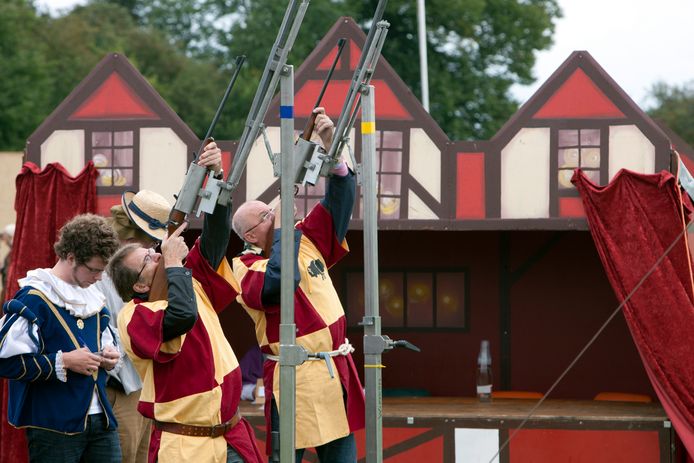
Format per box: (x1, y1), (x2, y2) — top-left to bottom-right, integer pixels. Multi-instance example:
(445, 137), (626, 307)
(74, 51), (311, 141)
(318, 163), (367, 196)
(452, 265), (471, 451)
(118, 243), (262, 463)
(232, 200), (365, 451)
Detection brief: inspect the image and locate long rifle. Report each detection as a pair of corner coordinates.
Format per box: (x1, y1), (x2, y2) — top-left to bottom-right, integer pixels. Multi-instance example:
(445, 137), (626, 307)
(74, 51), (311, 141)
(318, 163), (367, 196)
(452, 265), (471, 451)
(301, 38), (346, 141)
(293, 38), (346, 185)
(148, 56), (245, 301)
(214, 0), (310, 208)
(325, 6), (390, 172)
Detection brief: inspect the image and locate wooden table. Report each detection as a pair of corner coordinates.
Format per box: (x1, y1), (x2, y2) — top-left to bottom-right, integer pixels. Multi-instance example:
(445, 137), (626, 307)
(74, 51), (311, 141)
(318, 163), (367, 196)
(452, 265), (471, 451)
(240, 397), (674, 462)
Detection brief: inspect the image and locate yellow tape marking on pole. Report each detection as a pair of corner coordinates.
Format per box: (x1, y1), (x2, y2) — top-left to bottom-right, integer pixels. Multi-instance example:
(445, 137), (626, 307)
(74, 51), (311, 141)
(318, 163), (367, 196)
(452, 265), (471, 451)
(361, 122), (376, 134)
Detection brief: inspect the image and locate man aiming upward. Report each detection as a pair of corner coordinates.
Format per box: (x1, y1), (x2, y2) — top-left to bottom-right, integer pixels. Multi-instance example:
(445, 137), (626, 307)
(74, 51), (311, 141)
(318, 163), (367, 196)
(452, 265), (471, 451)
(108, 143), (263, 463)
(231, 108), (365, 462)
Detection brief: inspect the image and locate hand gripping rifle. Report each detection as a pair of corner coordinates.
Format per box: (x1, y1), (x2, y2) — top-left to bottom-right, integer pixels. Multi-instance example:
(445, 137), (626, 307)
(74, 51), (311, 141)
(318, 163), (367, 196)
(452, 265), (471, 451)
(147, 56), (245, 301)
(322, 0), (390, 179)
(213, 0), (310, 208)
(291, 38), (346, 186)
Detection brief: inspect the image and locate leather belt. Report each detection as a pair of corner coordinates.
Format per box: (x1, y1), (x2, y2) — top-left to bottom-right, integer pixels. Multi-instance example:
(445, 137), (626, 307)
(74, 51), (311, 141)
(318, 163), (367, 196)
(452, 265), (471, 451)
(154, 409), (241, 438)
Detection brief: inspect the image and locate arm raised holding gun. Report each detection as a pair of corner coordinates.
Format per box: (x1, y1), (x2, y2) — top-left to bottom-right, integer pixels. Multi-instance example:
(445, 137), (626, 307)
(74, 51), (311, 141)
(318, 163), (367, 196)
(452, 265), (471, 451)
(147, 56), (244, 301)
(293, 38), (346, 186)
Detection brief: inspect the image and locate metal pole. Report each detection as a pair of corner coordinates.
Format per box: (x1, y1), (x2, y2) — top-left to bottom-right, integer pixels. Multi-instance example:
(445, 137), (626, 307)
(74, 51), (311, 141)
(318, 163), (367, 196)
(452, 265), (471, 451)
(279, 64), (297, 463)
(361, 85), (383, 463)
(416, 0), (430, 112)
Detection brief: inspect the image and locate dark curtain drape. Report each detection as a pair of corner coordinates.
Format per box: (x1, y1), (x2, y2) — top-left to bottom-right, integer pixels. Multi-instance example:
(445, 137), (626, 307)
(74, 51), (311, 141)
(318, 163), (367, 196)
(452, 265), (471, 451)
(574, 168), (694, 458)
(1, 161), (97, 463)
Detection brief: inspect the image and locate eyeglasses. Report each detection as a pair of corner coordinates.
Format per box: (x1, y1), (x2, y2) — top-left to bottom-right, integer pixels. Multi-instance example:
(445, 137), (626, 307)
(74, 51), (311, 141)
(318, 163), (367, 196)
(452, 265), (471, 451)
(135, 248), (153, 282)
(244, 208), (275, 236)
(81, 262), (106, 275)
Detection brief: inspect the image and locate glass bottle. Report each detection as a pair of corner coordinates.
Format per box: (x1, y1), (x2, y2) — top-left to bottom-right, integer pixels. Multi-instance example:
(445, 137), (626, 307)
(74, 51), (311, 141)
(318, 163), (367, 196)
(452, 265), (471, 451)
(476, 340), (492, 402)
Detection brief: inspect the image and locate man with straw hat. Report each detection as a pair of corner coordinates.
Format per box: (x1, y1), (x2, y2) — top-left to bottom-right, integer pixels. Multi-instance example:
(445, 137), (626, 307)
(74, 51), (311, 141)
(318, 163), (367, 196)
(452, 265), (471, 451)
(94, 189), (171, 463)
(107, 142), (263, 463)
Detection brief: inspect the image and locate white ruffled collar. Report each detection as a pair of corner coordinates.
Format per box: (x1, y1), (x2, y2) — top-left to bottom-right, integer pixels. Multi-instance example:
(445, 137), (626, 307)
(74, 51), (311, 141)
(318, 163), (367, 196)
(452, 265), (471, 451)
(19, 268), (106, 319)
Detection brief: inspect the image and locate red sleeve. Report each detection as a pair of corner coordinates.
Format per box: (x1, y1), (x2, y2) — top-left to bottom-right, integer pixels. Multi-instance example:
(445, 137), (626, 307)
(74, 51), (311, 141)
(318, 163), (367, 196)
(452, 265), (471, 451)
(185, 239), (238, 313)
(126, 302), (181, 363)
(297, 203), (349, 268)
(233, 253), (271, 312)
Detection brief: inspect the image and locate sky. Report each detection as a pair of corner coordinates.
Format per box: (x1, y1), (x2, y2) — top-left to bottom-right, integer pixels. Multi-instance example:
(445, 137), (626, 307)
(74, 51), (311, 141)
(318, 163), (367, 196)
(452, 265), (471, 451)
(38, 0), (694, 110)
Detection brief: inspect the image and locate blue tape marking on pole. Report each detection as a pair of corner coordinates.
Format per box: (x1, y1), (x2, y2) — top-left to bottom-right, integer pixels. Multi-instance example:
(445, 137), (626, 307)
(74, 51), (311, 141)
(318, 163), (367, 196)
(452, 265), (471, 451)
(280, 106), (294, 119)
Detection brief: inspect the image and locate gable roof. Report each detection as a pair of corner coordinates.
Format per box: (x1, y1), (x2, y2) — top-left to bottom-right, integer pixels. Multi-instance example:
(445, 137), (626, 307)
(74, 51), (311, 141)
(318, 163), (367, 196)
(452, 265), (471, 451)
(27, 53), (197, 150)
(266, 17), (449, 145)
(492, 50), (670, 150)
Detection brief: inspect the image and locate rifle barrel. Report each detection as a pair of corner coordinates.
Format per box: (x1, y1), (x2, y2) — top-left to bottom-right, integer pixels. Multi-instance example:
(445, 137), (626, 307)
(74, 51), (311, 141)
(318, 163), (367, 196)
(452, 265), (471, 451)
(194, 55), (246, 160)
(302, 38), (346, 141)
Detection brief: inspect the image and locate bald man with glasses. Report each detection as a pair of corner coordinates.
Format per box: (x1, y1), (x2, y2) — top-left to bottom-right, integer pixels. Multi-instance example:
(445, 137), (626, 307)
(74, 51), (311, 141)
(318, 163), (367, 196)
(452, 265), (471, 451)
(231, 108), (365, 462)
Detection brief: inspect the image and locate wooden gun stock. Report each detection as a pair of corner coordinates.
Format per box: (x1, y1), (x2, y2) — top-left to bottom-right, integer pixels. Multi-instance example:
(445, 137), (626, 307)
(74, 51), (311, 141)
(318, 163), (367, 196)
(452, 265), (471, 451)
(147, 211), (186, 302)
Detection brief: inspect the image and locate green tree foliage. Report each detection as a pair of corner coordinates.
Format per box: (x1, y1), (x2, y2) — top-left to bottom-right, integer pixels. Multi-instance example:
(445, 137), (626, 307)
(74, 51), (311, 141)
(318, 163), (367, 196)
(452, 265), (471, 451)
(0, 0), (53, 149)
(0, 0), (561, 150)
(345, 0), (561, 140)
(0, 0), (232, 150)
(647, 81), (694, 148)
(164, 0), (560, 140)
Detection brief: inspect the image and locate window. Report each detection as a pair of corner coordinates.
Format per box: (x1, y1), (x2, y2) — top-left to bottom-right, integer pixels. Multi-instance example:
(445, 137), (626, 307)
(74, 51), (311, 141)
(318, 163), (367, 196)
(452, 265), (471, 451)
(295, 129), (405, 220)
(374, 130), (404, 220)
(91, 130), (135, 190)
(344, 270), (468, 330)
(557, 129), (601, 190)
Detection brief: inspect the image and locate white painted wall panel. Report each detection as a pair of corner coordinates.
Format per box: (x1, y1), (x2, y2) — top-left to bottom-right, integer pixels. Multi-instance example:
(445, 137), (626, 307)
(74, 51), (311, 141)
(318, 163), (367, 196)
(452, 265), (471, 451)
(455, 428), (499, 463)
(408, 190), (437, 219)
(247, 127), (279, 201)
(501, 128), (550, 218)
(409, 128), (441, 202)
(140, 127), (187, 202)
(608, 125), (655, 180)
(40, 130), (85, 177)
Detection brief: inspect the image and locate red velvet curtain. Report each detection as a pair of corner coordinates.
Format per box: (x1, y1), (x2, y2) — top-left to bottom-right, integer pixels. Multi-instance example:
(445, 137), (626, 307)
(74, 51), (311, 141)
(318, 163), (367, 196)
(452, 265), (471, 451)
(574, 168), (694, 459)
(1, 161), (97, 463)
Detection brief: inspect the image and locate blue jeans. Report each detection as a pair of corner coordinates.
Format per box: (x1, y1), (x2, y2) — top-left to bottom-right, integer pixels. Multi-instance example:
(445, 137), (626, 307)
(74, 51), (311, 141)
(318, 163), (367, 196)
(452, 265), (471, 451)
(227, 445), (243, 463)
(271, 399), (356, 463)
(26, 413), (121, 463)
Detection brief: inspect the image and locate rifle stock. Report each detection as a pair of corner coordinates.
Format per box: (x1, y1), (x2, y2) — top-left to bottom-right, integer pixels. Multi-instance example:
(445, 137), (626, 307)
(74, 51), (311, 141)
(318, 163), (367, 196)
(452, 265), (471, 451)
(147, 210), (187, 302)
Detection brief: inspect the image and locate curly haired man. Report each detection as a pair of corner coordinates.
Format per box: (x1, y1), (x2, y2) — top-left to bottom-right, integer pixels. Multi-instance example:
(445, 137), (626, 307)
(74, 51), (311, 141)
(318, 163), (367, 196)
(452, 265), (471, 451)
(0, 213), (122, 463)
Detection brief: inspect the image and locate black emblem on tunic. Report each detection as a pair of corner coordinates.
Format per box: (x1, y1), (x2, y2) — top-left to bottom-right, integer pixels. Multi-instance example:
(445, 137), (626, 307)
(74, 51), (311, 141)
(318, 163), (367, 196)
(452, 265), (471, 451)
(307, 259), (326, 280)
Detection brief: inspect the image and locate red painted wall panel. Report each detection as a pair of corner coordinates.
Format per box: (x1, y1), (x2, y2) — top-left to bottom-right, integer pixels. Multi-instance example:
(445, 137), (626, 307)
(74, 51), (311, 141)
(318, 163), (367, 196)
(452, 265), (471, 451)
(97, 194), (120, 216)
(456, 153), (485, 219)
(70, 73), (157, 120)
(559, 196), (586, 217)
(533, 68), (625, 119)
(384, 437), (443, 462)
(294, 80), (412, 120)
(509, 429), (660, 463)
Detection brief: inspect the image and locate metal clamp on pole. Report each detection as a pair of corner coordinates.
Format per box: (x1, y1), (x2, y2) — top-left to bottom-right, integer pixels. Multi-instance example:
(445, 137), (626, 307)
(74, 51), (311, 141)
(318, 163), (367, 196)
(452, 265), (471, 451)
(323, 16), (390, 178)
(293, 38), (346, 186)
(363, 333), (421, 356)
(279, 343), (308, 367)
(171, 55), (246, 219)
(220, 0), (310, 205)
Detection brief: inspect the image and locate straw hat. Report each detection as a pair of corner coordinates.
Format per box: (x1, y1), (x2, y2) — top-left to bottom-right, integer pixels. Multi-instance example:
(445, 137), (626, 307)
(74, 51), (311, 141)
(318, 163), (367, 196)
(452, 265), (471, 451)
(107, 206), (152, 243)
(121, 190), (171, 241)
